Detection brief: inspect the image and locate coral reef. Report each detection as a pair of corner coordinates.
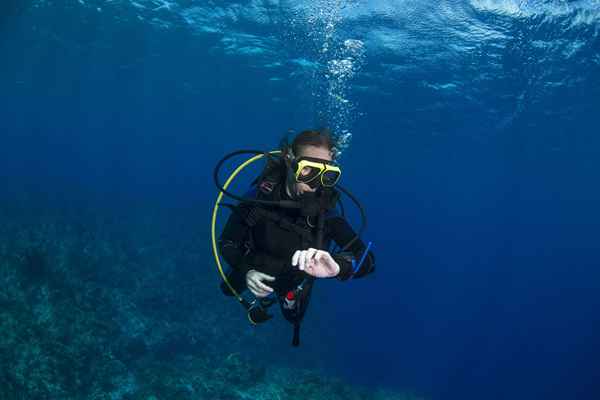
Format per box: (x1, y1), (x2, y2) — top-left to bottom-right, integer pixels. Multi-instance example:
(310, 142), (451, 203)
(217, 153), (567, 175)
(0, 204), (423, 400)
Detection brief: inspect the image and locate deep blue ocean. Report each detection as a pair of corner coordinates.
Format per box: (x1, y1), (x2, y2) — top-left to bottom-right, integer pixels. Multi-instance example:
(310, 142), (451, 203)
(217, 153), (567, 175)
(1, 1), (599, 399)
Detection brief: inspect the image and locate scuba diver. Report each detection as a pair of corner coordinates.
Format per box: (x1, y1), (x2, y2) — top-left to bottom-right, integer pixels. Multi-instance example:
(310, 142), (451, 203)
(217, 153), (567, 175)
(212, 129), (375, 346)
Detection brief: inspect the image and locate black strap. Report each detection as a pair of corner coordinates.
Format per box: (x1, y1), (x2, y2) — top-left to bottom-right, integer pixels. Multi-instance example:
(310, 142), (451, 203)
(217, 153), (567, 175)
(292, 322), (300, 347)
(246, 206), (315, 244)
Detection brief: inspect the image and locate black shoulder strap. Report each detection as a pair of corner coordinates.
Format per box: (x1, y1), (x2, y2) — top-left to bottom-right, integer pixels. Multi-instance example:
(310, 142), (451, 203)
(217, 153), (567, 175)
(252, 155), (286, 189)
(292, 322), (301, 347)
(246, 207), (315, 244)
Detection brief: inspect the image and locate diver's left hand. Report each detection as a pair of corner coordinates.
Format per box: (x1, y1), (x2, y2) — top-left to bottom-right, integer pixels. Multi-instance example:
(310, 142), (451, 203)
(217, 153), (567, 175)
(291, 248), (340, 278)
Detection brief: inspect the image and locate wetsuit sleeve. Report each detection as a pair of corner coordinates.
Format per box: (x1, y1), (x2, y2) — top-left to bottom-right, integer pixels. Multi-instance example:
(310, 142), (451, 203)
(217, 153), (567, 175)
(327, 216), (376, 281)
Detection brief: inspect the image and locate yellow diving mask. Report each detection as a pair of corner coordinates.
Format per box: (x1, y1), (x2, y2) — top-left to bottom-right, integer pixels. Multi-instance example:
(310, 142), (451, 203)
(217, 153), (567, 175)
(292, 156), (341, 188)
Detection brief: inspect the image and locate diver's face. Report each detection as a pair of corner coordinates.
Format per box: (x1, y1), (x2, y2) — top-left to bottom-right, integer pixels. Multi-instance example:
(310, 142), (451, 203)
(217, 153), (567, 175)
(287, 145), (333, 198)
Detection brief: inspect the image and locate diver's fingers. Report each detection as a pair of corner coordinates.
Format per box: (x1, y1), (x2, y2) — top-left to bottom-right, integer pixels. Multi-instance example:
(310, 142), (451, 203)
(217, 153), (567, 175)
(254, 289), (270, 298)
(304, 249), (318, 272)
(256, 289), (270, 298)
(247, 280), (258, 293)
(247, 281), (261, 297)
(315, 250), (332, 263)
(299, 250), (308, 271)
(256, 272), (276, 281)
(255, 279), (274, 294)
(248, 281), (270, 297)
(292, 250), (301, 266)
(314, 250), (325, 264)
(306, 248), (317, 266)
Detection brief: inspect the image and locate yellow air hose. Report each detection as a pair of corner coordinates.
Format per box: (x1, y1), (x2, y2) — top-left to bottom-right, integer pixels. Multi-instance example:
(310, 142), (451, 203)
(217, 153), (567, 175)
(211, 151), (281, 303)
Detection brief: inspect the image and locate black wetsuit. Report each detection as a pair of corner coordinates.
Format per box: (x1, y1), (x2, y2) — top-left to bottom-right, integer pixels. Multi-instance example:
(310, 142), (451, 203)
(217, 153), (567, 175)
(218, 174), (376, 297)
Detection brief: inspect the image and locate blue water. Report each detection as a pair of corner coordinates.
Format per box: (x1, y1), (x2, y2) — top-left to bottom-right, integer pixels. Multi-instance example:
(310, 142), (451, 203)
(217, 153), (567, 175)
(1, 0), (599, 399)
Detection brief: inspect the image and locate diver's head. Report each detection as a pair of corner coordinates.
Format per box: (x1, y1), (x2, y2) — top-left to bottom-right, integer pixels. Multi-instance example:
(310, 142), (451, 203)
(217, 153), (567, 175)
(283, 129), (340, 198)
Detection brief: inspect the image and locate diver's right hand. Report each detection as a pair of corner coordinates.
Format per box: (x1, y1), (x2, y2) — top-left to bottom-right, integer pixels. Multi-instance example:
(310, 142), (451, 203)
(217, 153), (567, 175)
(246, 270), (275, 298)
